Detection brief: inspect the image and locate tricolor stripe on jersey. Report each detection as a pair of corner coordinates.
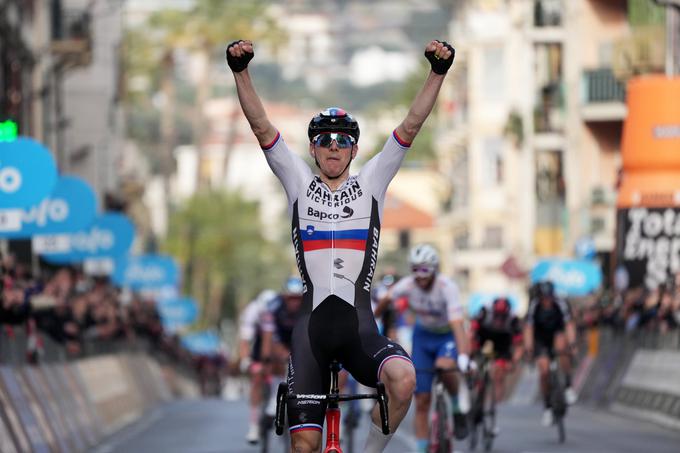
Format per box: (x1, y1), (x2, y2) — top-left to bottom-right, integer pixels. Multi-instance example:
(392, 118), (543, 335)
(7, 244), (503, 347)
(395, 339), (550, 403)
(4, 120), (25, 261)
(301, 227), (368, 251)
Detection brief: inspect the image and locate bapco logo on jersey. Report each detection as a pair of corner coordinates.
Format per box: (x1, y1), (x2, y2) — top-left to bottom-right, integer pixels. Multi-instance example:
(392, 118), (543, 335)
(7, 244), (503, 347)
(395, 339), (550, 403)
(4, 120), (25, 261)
(307, 205), (354, 221)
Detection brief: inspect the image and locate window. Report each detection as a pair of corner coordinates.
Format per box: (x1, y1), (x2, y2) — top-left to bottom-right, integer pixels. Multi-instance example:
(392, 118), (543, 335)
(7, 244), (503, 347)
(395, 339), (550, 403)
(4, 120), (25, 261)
(484, 138), (504, 186)
(482, 226), (503, 249)
(398, 230), (410, 250)
(482, 45), (505, 103)
(454, 229), (469, 250)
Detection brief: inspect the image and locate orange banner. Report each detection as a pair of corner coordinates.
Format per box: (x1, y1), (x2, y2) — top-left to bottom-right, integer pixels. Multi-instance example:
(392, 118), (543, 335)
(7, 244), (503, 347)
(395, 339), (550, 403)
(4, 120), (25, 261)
(617, 171), (680, 208)
(621, 76), (680, 171)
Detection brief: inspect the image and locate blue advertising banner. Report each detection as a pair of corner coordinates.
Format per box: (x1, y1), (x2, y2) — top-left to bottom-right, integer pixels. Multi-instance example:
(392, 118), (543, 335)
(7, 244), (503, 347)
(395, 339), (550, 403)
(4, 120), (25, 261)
(40, 213), (135, 263)
(158, 297), (198, 332)
(112, 255), (179, 290)
(0, 176), (97, 238)
(0, 138), (58, 208)
(467, 293), (520, 317)
(181, 331), (221, 355)
(530, 259), (603, 296)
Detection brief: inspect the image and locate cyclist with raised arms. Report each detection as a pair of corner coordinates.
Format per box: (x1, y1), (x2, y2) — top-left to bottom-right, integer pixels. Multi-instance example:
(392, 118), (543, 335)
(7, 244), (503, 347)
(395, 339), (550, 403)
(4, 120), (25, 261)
(227, 38), (455, 453)
(375, 244), (470, 452)
(523, 280), (577, 426)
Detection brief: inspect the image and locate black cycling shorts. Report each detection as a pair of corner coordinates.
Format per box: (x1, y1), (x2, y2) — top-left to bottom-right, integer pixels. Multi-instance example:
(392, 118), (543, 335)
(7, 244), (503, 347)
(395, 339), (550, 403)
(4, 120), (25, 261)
(533, 329), (564, 359)
(286, 295), (411, 433)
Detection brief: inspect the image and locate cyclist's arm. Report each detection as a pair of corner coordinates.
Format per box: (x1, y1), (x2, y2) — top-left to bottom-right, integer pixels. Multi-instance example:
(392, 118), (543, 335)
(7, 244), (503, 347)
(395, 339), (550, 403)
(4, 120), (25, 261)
(229, 41), (278, 147)
(260, 330), (273, 364)
(394, 41), (452, 144)
(523, 324), (534, 355)
(373, 293), (392, 318)
(450, 318), (469, 357)
(565, 320), (577, 349)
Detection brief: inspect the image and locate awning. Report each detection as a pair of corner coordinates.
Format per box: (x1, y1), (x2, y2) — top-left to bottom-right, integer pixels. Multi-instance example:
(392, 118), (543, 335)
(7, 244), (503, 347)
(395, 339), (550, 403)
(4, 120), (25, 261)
(616, 171), (680, 208)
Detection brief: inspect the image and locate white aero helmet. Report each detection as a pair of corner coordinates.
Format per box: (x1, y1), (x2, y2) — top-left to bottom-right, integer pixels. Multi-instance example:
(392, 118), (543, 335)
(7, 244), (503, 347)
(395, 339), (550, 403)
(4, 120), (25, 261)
(409, 244), (440, 272)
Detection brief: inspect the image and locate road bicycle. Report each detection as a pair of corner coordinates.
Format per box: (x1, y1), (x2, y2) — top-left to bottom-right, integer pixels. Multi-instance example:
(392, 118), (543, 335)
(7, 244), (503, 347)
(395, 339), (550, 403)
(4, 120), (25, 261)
(341, 373), (362, 453)
(418, 367), (465, 453)
(274, 360), (389, 453)
(547, 352), (571, 443)
(467, 343), (496, 452)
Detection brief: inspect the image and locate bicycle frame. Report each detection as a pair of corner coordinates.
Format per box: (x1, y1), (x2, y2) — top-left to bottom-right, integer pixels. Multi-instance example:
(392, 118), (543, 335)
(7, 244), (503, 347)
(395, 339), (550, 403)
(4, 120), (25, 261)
(274, 361), (389, 453)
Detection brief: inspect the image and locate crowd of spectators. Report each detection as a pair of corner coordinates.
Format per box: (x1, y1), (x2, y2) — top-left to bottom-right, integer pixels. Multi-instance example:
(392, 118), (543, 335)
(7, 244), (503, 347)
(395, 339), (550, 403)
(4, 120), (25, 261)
(1, 252), (228, 394)
(572, 272), (680, 339)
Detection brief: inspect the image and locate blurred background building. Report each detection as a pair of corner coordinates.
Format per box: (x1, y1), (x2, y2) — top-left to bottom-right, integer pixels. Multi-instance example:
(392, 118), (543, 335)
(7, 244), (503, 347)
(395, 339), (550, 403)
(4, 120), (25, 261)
(3, 0), (677, 317)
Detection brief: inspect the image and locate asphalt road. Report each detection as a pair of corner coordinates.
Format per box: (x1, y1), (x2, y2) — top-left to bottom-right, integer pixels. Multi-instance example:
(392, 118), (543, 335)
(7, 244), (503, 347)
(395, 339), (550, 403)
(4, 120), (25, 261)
(92, 386), (680, 453)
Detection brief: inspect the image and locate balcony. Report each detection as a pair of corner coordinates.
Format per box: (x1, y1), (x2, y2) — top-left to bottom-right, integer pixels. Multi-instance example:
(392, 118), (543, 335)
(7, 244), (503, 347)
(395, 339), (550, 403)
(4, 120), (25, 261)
(534, 0), (563, 27)
(530, 0), (564, 42)
(581, 68), (627, 122)
(51, 7), (92, 67)
(534, 82), (564, 135)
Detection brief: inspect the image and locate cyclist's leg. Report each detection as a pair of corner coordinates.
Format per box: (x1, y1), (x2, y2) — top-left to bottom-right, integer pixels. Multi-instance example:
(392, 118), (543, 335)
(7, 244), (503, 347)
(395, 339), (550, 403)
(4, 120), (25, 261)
(434, 337), (458, 395)
(534, 334), (553, 425)
(408, 326), (436, 450)
(553, 331), (571, 385)
(492, 358), (508, 402)
(434, 336), (469, 439)
(337, 315), (414, 453)
(247, 361), (264, 442)
(288, 316), (327, 453)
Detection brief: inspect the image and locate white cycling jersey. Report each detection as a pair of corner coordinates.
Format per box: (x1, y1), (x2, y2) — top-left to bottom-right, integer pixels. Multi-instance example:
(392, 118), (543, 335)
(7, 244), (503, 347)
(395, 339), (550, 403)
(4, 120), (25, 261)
(263, 130), (410, 311)
(389, 274), (464, 332)
(238, 297), (275, 341)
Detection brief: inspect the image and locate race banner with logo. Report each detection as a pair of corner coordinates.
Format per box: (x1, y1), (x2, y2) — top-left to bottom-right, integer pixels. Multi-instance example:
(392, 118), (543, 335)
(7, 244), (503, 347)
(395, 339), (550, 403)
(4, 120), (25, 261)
(38, 213), (135, 264)
(157, 297), (199, 332)
(111, 254), (180, 291)
(0, 138), (58, 232)
(616, 207), (680, 289)
(0, 176), (97, 238)
(181, 331), (221, 355)
(530, 258), (602, 296)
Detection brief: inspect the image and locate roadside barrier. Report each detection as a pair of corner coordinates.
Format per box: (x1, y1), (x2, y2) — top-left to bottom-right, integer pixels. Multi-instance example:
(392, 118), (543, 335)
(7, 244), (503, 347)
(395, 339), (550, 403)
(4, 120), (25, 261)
(578, 327), (680, 429)
(0, 326), (199, 452)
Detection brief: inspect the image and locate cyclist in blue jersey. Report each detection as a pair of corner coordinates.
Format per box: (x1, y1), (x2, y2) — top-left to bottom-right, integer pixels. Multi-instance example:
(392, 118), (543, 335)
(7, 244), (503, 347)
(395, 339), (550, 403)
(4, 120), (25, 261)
(375, 244), (470, 452)
(227, 38), (456, 453)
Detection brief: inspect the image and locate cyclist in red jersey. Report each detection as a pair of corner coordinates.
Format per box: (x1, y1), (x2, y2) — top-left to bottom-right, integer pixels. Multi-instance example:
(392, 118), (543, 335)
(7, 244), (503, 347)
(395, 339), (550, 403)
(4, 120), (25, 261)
(227, 38), (455, 453)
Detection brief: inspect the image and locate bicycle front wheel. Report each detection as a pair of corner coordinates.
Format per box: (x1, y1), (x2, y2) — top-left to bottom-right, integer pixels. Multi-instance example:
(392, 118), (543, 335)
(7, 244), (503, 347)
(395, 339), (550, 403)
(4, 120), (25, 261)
(482, 372), (496, 452)
(434, 394), (452, 453)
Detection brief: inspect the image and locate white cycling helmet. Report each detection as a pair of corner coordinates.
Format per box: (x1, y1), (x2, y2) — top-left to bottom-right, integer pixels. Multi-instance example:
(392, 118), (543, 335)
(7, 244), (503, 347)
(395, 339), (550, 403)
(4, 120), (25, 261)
(409, 244), (440, 273)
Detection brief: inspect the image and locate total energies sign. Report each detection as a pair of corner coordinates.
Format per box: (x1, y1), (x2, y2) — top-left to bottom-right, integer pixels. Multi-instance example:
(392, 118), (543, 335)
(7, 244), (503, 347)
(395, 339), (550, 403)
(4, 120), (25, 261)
(620, 207), (680, 289)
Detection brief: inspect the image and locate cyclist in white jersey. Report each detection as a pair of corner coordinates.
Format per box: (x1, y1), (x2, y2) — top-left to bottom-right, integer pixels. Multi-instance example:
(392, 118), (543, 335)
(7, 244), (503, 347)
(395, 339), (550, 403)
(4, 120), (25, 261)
(227, 38), (456, 453)
(375, 244), (470, 451)
(238, 289), (277, 444)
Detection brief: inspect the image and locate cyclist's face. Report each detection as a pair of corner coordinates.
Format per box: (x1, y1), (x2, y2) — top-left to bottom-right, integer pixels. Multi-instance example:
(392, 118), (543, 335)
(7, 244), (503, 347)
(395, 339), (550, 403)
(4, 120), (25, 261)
(310, 133), (357, 179)
(284, 294), (302, 311)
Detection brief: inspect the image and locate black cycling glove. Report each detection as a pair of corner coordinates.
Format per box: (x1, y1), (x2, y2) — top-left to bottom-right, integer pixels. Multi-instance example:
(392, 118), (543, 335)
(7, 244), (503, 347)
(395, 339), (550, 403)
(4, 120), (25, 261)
(424, 40), (455, 75)
(226, 40), (254, 73)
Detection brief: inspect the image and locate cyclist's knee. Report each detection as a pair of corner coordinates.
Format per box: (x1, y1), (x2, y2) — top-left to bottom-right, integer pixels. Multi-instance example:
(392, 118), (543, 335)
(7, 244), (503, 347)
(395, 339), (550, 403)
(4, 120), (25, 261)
(382, 360), (416, 402)
(415, 393), (430, 412)
(291, 431), (322, 453)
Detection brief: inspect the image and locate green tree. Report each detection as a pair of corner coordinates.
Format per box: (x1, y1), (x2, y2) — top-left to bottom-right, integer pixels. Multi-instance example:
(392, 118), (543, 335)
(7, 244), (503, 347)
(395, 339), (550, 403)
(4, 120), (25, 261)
(163, 190), (292, 325)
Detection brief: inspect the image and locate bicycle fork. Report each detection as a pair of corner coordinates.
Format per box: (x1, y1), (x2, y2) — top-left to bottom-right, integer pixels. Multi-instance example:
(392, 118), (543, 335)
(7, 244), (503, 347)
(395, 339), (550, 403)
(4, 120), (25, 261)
(325, 361), (342, 453)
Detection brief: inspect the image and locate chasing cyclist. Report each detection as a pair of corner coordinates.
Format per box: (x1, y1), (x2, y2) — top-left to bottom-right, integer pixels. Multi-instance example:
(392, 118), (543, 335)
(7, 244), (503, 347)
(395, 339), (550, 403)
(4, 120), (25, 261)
(470, 297), (523, 403)
(523, 281), (578, 426)
(237, 288), (277, 444)
(260, 277), (305, 420)
(227, 37), (455, 453)
(375, 244), (470, 452)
